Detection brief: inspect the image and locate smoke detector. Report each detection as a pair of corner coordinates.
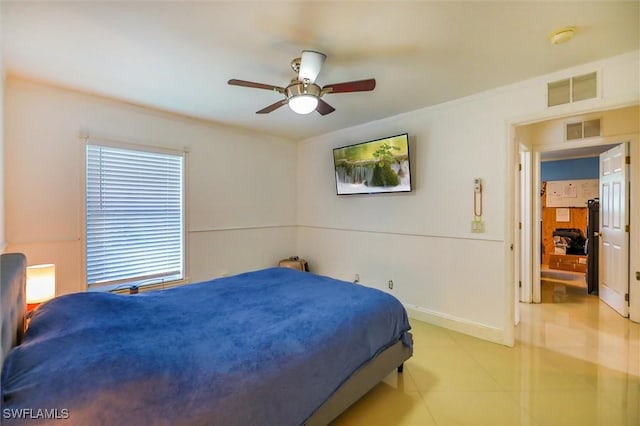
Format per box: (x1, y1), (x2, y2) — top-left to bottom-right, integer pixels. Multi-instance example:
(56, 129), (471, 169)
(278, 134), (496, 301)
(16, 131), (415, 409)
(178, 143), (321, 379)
(549, 27), (576, 45)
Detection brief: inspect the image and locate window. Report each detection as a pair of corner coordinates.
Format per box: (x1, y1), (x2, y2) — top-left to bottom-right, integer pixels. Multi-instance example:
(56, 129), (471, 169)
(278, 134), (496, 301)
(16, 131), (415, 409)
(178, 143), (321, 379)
(85, 142), (185, 289)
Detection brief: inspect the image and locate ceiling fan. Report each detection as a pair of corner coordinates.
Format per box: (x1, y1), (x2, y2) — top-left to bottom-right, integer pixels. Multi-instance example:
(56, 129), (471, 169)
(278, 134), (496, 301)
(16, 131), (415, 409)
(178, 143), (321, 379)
(228, 50), (376, 115)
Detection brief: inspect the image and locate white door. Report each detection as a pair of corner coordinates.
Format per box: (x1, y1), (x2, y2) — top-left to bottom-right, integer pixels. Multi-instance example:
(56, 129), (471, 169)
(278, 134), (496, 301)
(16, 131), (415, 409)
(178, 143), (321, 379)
(599, 143), (629, 317)
(519, 149), (532, 304)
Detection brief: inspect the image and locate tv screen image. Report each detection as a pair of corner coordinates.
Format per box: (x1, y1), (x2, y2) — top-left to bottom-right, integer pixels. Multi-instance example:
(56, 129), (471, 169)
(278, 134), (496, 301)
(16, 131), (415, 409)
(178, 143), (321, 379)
(333, 133), (411, 195)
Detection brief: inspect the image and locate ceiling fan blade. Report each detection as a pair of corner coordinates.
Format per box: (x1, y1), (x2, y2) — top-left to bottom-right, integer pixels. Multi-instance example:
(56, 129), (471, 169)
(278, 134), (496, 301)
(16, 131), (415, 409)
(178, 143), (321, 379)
(322, 79), (376, 94)
(228, 79), (285, 93)
(298, 50), (326, 83)
(316, 99), (335, 115)
(256, 99), (288, 114)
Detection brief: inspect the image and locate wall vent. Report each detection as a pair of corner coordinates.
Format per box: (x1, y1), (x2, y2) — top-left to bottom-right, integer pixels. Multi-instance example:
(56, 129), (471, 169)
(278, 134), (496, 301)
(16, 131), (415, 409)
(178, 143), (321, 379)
(566, 118), (601, 140)
(548, 72), (597, 107)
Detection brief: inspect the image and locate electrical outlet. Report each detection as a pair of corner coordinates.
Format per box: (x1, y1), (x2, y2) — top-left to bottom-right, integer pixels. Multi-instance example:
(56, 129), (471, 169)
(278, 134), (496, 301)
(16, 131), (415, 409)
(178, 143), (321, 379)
(388, 280), (393, 289)
(354, 274), (360, 283)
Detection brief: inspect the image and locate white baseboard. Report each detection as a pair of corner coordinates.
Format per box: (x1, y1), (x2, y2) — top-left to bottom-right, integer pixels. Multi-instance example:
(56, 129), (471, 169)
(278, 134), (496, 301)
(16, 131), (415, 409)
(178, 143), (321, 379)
(404, 304), (508, 346)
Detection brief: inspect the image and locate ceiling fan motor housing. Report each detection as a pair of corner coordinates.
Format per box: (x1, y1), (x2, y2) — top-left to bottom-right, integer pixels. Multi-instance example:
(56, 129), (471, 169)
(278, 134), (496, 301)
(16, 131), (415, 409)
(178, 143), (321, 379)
(286, 82), (321, 99)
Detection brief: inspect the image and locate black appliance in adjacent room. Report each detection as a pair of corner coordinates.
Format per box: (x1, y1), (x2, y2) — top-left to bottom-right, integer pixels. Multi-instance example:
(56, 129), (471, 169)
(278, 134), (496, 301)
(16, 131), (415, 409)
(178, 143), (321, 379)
(586, 199), (600, 295)
(552, 228), (586, 255)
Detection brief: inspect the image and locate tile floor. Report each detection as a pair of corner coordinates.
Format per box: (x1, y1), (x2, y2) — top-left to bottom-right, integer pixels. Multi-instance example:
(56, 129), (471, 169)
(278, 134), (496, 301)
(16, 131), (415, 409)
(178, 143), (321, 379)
(331, 283), (640, 425)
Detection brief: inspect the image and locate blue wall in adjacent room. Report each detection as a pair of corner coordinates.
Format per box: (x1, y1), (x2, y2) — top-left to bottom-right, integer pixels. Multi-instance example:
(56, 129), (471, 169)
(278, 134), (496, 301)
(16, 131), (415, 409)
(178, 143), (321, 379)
(541, 157), (599, 181)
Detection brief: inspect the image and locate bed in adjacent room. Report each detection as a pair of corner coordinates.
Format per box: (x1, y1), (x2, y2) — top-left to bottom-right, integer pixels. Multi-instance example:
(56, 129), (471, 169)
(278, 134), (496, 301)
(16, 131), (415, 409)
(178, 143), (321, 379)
(0, 253), (412, 425)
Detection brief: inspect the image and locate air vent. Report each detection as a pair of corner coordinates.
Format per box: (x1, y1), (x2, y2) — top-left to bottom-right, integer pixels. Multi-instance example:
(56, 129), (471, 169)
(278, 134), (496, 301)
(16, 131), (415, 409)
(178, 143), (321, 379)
(547, 72), (597, 107)
(566, 118), (601, 140)
(548, 79), (571, 107)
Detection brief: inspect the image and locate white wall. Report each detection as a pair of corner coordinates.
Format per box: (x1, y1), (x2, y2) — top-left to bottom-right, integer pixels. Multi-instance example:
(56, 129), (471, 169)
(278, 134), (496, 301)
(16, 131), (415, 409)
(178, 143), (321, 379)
(297, 51), (640, 344)
(5, 78), (298, 295)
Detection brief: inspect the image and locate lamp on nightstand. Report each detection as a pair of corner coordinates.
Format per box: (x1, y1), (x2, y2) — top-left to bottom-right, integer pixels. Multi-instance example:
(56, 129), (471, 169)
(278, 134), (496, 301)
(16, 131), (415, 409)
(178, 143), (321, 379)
(26, 264), (56, 312)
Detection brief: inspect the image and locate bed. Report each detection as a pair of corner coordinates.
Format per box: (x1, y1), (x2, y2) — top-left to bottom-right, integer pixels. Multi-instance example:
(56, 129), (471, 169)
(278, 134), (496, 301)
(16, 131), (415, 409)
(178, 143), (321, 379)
(0, 253), (412, 425)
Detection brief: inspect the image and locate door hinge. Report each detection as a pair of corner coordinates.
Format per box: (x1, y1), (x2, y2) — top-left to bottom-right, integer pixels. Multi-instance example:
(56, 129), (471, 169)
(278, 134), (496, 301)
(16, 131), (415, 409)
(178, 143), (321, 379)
(625, 293), (629, 302)
(519, 222), (522, 230)
(626, 224), (630, 233)
(625, 155), (630, 165)
(519, 280), (522, 288)
(518, 163), (522, 171)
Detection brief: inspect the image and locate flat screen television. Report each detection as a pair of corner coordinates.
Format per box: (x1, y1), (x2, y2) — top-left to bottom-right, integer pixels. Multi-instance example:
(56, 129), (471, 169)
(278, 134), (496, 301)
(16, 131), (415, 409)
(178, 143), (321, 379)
(333, 133), (411, 195)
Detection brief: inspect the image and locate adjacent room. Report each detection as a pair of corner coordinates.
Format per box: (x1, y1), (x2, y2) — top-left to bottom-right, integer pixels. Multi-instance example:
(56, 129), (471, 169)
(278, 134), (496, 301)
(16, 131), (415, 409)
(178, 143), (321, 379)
(1, 1), (639, 425)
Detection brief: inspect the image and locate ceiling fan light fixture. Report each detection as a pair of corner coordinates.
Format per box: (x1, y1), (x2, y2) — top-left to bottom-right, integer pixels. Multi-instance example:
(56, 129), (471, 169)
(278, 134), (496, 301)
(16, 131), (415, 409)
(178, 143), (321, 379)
(289, 95), (318, 114)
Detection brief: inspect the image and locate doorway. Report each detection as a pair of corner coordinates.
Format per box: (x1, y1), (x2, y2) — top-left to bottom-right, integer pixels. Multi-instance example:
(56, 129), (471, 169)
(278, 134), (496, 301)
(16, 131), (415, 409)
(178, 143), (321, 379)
(537, 147), (614, 304)
(514, 105), (639, 322)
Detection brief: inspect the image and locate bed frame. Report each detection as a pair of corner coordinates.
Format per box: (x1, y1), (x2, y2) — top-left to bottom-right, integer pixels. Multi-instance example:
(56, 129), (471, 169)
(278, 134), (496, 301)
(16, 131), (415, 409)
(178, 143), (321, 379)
(306, 338), (411, 425)
(0, 253), (412, 425)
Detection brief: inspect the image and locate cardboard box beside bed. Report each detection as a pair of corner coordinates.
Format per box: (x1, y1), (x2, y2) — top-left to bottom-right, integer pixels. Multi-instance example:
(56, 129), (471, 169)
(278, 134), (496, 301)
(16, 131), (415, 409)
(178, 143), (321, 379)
(548, 254), (587, 273)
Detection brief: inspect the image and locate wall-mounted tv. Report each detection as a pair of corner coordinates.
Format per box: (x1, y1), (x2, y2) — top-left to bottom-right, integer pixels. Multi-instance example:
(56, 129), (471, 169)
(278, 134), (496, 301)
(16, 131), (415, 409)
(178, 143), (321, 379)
(333, 133), (411, 195)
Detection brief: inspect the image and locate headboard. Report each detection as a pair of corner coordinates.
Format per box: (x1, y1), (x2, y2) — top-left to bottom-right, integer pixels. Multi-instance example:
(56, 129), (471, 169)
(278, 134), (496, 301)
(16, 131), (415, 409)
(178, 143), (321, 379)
(1, 253), (27, 365)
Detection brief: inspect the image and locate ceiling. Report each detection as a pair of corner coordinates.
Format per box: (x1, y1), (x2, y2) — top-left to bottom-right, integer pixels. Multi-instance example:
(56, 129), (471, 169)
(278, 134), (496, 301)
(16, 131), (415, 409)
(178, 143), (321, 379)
(3, 1), (639, 140)
(540, 143), (621, 161)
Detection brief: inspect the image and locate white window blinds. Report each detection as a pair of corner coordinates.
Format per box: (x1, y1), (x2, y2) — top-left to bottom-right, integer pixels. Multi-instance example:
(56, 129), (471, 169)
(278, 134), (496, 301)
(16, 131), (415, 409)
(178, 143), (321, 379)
(86, 143), (184, 288)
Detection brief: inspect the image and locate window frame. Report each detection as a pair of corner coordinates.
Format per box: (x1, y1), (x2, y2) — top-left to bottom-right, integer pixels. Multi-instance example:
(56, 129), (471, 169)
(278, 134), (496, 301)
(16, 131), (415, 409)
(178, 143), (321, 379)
(82, 137), (188, 292)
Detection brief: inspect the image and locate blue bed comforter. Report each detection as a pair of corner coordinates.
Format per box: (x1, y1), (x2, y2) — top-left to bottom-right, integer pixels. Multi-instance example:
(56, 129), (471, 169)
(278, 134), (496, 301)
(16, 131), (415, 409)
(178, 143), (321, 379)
(1, 268), (411, 425)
